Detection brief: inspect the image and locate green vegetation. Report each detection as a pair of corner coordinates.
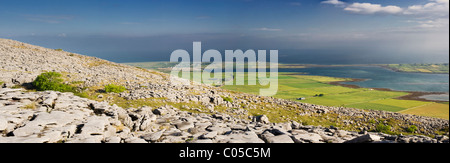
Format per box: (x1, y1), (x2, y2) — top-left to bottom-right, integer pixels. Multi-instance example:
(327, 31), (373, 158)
(346, 99), (430, 112)
(31, 72), (88, 98)
(32, 72), (73, 92)
(406, 125), (418, 133)
(375, 123), (392, 134)
(54, 49), (63, 51)
(221, 96), (233, 103)
(104, 84), (126, 93)
(383, 63), (449, 74)
(0, 81), (4, 86)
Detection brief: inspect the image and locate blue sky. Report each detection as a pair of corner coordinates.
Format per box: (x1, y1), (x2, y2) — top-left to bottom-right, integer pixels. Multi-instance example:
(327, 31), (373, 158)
(0, 0), (448, 64)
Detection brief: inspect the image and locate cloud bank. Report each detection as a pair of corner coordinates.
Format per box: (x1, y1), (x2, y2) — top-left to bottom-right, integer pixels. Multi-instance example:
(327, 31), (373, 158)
(323, 0), (449, 17)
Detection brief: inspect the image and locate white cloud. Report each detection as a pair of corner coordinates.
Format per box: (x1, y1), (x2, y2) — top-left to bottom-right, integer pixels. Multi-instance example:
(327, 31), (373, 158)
(120, 22), (141, 25)
(196, 16), (211, 19)
(322, 0), (449, 31)
(344, 3), (403, 14)
(321, 0), (345, 6)
(404, 0), (449, 18)
(254, 27), (282, 32)
(323, 0), (449, 17)
(57, 33), (67, 37)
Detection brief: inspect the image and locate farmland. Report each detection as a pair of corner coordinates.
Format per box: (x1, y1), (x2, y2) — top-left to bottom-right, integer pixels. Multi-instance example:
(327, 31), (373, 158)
(399, 103), (449, 120)
(122, 62), (449, 120)
(222, 73), (448, 119)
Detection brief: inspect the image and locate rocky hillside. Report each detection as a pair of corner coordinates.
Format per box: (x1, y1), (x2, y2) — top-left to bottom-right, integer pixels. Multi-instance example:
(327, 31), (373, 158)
(0, 38), (449, 143)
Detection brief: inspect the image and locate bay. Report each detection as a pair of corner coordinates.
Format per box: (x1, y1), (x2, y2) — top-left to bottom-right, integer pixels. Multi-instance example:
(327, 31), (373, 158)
(279, 66), (449, 94)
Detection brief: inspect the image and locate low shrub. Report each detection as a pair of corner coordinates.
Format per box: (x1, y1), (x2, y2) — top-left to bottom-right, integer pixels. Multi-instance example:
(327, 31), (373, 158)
(375, 123), (392, 133)
(32, 72), (73, 92)
(105, 84), (126, 93)
(406, 125), (418, 133)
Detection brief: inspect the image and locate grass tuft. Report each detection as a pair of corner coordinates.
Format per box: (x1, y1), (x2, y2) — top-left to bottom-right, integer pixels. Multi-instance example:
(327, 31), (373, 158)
(105, 84), (126, 93)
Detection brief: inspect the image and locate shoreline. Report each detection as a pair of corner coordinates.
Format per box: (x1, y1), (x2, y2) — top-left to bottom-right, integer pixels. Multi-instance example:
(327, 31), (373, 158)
(329, 78), (449, 103)
(279, 63), (449, 75)
(376, 64), (450, 75)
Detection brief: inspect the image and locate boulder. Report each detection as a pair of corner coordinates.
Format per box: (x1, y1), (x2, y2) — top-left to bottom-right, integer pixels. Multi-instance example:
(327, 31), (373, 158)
(218, 131), (265, 143)
(254, 115), (270, 124)
(265, 135), (295, 143)
(153, 107), (168, 116)
(176, 122), (194, 131)
(200, 131), (218, 139)
(0, 117), (8, 131)
(141, 129), (166, 142)
(292, 133), (323, 143)
(345, 134), (381, 143)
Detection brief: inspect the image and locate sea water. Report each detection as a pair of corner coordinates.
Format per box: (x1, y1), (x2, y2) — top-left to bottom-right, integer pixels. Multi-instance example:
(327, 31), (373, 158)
(279, 66), (449, 101)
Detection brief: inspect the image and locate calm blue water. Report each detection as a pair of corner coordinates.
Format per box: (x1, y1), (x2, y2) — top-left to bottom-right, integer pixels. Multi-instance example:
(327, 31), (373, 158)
(279, 66), (449, 93)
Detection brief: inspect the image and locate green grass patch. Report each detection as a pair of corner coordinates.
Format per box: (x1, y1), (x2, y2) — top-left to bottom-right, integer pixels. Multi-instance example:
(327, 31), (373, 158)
(375, 123), (392, 134)
(400, 103), (449, 120)
(221, 96), (233, 103)
(31, 72), (91, 99)
(302, 90), (407, 107)
(406, 125), (418, 133)
(370, 99), (430, 109)
(347, 103), (406, 112)
(105, 84), (126, 93)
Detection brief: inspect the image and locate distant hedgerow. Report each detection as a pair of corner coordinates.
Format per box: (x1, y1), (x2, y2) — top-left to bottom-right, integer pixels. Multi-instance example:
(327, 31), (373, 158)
(105, 84), (126, 93)
(32, 72), (73, 92)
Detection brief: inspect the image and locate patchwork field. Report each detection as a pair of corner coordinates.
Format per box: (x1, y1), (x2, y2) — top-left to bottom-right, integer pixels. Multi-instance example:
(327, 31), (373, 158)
(221, 73), (448, 119)
(123, 62), (449, 120)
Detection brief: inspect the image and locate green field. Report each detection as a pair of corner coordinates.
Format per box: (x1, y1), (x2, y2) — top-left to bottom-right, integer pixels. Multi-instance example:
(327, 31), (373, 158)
(400, 103), (449, 120)
(123, 62), (449, 119)
(221, 73), (449, 119)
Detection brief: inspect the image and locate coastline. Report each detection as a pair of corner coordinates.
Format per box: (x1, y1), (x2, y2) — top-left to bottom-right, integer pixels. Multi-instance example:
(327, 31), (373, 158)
(376, 64), (450, 75)
(328, 78), (449, 103)
(279, 63), (449, 75)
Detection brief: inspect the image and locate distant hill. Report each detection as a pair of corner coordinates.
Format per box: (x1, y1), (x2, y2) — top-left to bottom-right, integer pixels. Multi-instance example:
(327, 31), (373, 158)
(381, 63), (449, 74)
